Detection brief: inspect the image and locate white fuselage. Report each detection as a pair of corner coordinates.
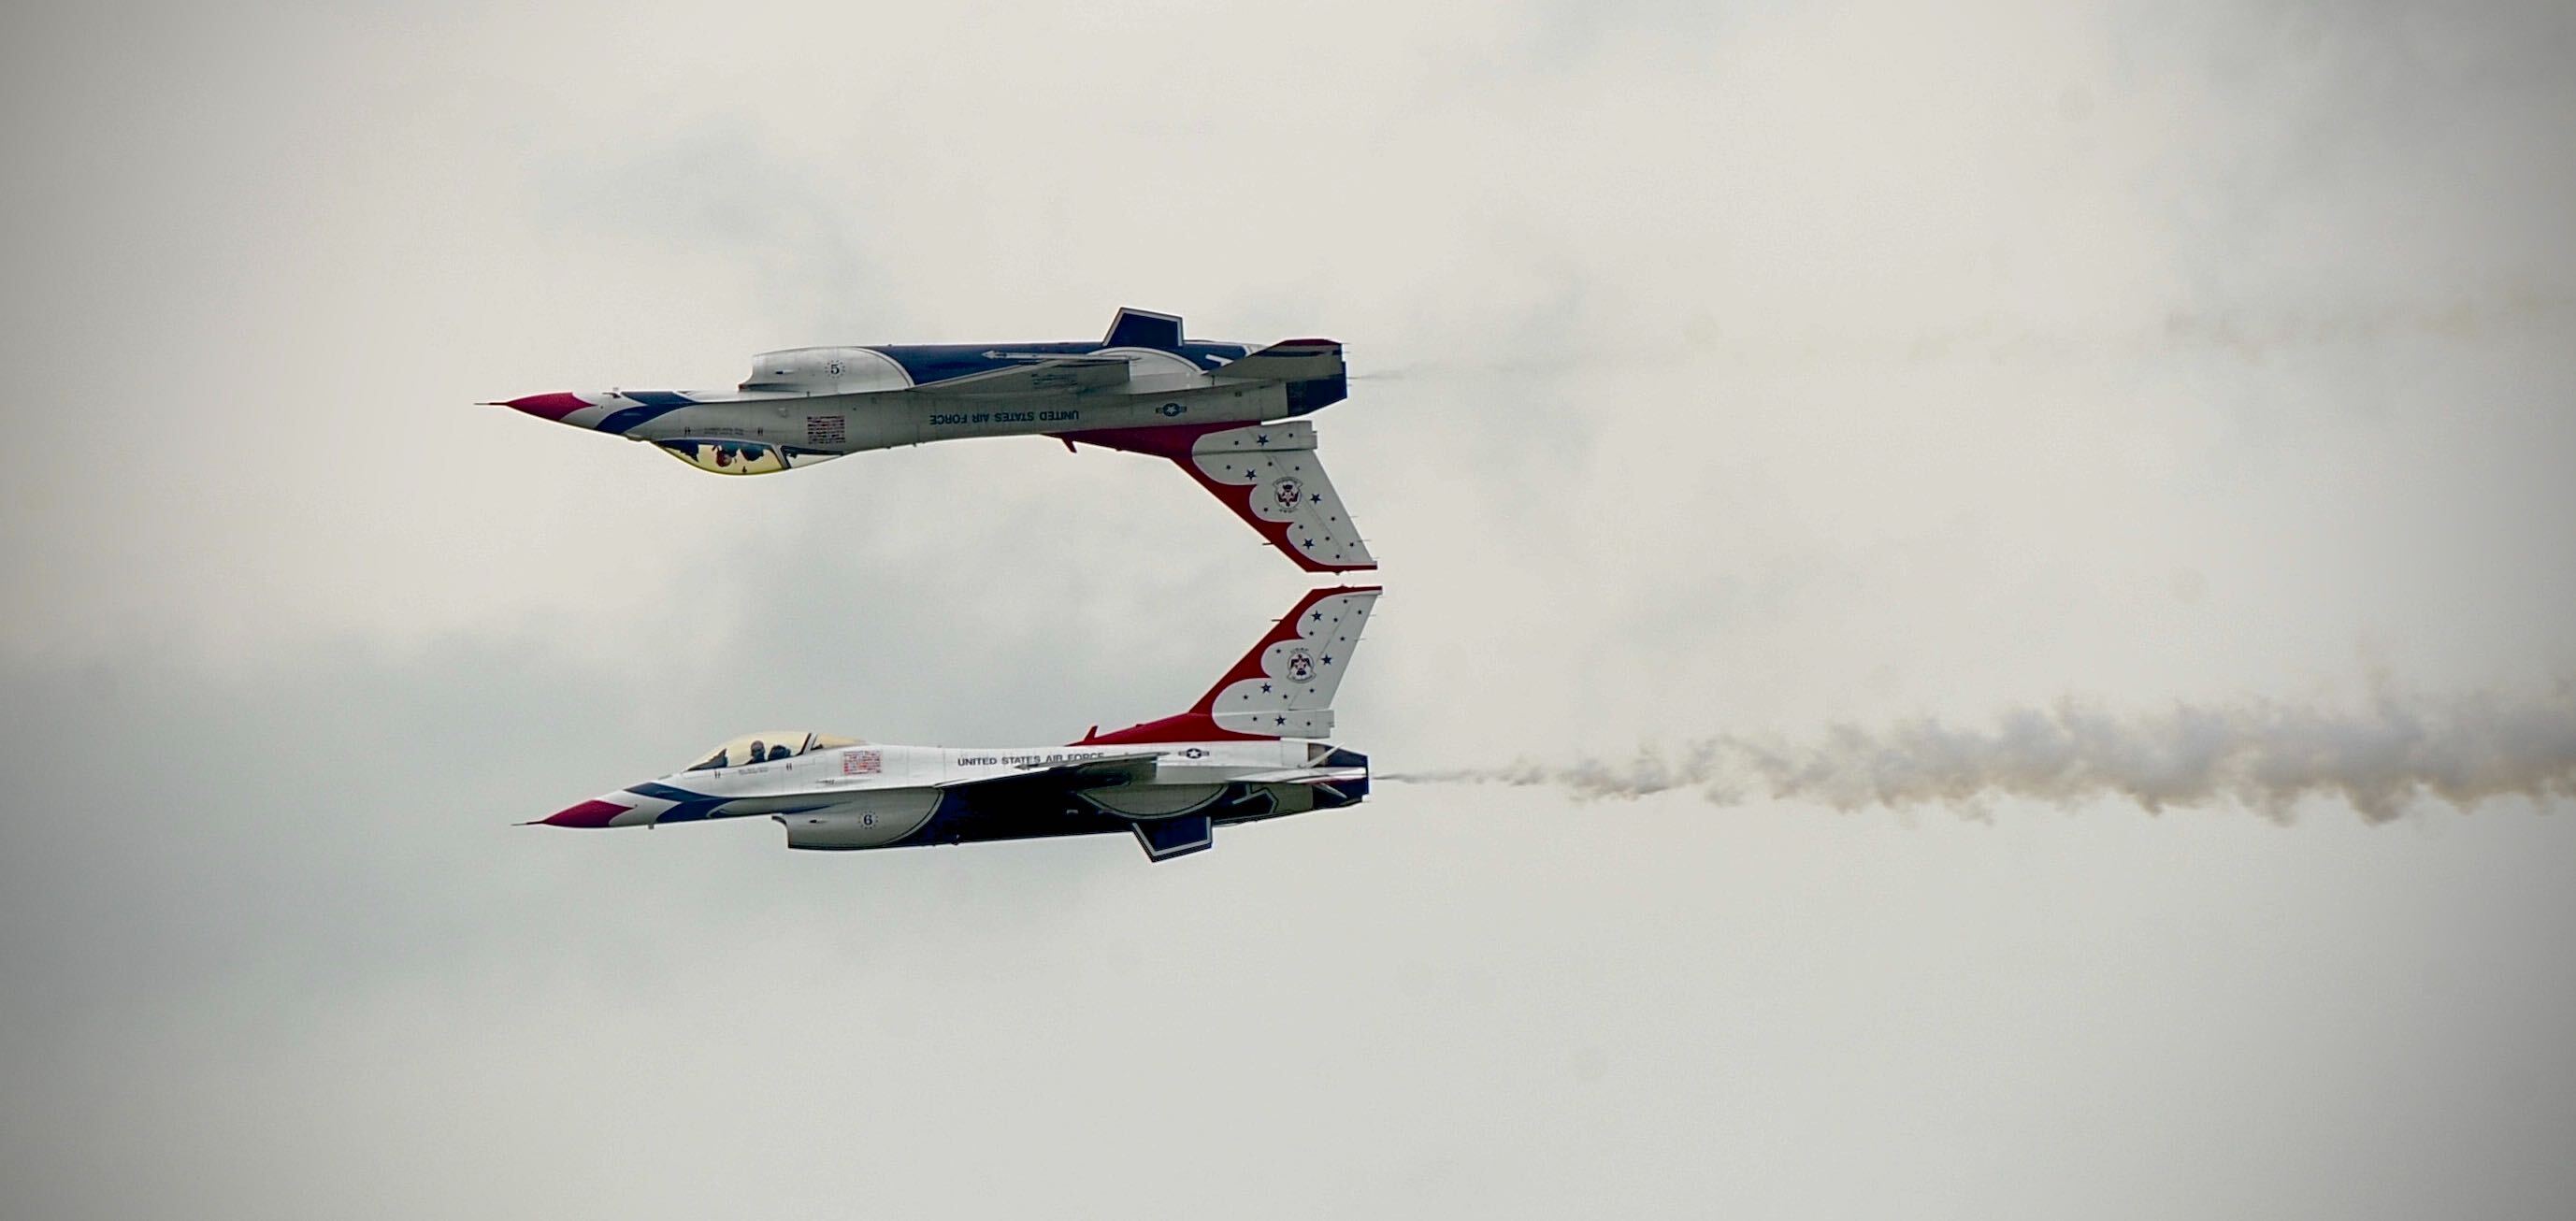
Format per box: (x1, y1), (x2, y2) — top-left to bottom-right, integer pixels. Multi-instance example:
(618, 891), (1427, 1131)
(618, 738), (1312, 818)
(633, 378), (1288, 456)
(529, 584), (1383, 860)
(494, 329), (1371, 571)
(571, 737), (1360, 853)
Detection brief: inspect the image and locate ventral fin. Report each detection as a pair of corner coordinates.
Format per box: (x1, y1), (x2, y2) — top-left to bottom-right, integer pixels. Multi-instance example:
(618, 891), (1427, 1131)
(1130, 814), (1214, 861)
(1103, 307), (1184, 351)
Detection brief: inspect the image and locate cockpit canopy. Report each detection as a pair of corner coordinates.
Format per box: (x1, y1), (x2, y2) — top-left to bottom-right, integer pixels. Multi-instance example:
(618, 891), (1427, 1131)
(740, 347), (908, 395)
(685, 730), (861, 771)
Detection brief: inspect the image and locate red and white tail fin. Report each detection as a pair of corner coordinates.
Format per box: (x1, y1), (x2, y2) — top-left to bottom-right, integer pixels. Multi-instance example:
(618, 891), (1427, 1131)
(1069, 421), (1375, 573)
(1081, 586), (1383, 745)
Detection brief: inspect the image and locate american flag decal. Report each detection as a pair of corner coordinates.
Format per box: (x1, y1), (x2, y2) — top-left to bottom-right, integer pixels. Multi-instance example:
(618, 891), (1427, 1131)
(843, 750), (882, 775)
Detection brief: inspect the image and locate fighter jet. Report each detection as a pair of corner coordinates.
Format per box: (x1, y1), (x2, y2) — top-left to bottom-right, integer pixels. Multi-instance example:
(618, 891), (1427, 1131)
(490, 308), (1373, 573)
(528, 587), (1379, 861)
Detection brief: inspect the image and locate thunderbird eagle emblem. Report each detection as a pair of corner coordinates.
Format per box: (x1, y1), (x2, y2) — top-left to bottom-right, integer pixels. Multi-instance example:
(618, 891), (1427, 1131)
(1286, 648), (1316, 682)
(1272, 477), (1304, 510)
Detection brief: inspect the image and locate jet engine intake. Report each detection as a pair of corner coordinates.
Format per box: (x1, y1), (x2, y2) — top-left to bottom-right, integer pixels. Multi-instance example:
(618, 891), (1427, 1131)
(655, 438), (841, 476)
(778, 792), (939, 850)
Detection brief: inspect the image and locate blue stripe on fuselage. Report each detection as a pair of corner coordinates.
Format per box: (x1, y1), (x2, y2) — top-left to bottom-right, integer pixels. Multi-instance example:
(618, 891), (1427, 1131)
(626, 780), (728, 824)
(596, 397), (692, 434)
(624, 781), (831, 826)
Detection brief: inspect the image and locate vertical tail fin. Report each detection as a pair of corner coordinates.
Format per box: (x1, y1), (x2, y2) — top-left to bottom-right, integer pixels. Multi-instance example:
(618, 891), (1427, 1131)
(1081, 586), (1383, 745)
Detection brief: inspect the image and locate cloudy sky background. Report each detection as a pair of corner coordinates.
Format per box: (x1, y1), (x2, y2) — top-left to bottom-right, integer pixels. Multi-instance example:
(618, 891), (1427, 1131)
(4, 1), (2572, 1216)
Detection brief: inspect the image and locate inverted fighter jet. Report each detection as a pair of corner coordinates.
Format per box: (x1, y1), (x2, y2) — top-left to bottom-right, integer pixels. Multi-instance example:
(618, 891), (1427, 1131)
(528, 587), (1379, 861)
(490, 309), (1373, 573)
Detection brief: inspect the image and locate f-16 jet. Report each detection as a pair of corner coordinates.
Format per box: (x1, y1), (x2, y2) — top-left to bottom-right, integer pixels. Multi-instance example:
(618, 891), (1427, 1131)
(490, 309), (1373, 572)
(528, 587), (1379, 861)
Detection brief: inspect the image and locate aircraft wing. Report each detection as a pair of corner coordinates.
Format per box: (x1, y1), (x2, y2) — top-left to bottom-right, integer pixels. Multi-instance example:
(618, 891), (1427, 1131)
(917, 357), (1130, 396)
(937, 753), (1217, 863)
(936, 752), (1164, 793)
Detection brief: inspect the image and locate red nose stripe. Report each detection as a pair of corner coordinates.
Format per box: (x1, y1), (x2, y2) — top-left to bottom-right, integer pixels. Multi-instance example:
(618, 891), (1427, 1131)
(540, 799), (629, 828)
(503, 392), (591, 422)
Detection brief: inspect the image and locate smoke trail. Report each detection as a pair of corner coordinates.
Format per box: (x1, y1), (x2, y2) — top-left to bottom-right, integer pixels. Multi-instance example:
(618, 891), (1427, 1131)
(1385, 689), (2576, 823)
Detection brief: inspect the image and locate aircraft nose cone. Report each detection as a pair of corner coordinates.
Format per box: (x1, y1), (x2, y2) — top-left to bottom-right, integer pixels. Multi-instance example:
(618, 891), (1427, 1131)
(491, 392), (591, 423)
(535, 798), (629, 828)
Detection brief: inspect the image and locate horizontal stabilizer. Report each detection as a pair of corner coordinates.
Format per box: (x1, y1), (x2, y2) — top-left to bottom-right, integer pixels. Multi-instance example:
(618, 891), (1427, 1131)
(1213, 338), (1343, 384)
(1230, 766), (1371, 786)
(1131, 814), (1213, 861)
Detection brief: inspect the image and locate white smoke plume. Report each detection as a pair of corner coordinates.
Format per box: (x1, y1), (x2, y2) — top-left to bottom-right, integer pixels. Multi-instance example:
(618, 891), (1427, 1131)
(1386, 689), (2576, 823)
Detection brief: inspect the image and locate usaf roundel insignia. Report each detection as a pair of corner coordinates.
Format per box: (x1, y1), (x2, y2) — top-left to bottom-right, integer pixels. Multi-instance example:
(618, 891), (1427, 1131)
(1286, 648), (1316, 682)
(1158, 401), (1187, 417)
(1272, 477), (1305, 510)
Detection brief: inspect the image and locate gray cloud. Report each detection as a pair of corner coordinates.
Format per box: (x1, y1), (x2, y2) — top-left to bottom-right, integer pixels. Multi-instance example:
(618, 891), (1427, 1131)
(7, 1), (2576, 1217)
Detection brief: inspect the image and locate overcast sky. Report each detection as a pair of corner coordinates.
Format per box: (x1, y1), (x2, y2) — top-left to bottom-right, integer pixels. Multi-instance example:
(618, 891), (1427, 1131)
(3, 2), (2572, 1217)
